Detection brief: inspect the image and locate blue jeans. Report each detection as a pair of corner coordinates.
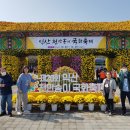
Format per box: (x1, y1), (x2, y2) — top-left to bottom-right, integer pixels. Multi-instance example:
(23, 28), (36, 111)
(0, 94), (12, 114)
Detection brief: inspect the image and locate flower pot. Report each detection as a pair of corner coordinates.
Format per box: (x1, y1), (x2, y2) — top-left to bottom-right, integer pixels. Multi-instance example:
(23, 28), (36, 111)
(88, 103), (94, 111)
(27, 104), (32, 111)
(65, 104), (71, 111)
(78, 103), (84, 111)
(100, 104), (107, 111)
(51, 104), (58, 111)
(40, 103), (46, 111)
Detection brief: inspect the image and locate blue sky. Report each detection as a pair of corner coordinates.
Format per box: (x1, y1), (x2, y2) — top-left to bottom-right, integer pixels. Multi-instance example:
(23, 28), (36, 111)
(0, 0), (130, 22)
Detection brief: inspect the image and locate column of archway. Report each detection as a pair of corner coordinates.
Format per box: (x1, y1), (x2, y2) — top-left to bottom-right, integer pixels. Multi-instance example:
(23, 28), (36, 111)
(37, 55), (52, 76)
(81, 55), (95, 82)
(1, 55), (21, 81)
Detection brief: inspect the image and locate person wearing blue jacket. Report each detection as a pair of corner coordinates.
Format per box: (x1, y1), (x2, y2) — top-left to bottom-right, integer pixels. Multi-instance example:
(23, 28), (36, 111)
(16, 65), (37, 115)
(0, 67), (13, 117)
(118, 64), (130, 115)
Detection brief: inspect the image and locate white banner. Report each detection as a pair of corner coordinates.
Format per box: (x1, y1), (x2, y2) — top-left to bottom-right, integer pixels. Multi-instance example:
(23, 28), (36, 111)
(26, 36), (106, 49)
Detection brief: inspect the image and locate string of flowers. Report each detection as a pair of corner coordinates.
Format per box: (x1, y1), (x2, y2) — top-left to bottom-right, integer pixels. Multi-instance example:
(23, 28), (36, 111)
(0, 21), (130, 31)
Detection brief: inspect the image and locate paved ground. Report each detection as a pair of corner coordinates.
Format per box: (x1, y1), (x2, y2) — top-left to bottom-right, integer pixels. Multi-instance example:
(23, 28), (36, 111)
(0, 107), (130, 130)
(0, 86), (130, 130)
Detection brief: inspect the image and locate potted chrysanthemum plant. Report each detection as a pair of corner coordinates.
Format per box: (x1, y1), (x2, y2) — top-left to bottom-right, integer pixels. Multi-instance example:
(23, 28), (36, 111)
(48, 95), (60, 111)
(74, 95), (85, 111)
(35, 95), (48, 111)
(61, 96), (73, 111)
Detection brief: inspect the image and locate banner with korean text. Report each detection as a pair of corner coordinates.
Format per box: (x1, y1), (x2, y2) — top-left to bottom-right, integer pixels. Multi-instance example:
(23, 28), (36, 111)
(26, 37), (106, 49)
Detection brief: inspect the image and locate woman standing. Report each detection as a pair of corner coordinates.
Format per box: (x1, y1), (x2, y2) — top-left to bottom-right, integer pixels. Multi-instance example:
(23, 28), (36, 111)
(101, 71), (116, 116)
(16, 66), (37, 115)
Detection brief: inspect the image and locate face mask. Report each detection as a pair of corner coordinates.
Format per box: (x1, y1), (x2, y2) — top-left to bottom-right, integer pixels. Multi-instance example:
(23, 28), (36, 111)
(121, 69), (127, 73)
(1, 72), (6, 76)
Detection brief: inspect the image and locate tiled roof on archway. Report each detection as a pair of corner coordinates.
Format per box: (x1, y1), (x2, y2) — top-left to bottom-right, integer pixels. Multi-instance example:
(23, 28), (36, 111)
(0, 21), (130, 31)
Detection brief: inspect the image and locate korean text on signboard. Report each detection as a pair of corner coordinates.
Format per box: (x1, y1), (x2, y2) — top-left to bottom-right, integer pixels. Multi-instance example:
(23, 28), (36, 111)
(26, 37), (106, 49)
(30, 73), (102, 92)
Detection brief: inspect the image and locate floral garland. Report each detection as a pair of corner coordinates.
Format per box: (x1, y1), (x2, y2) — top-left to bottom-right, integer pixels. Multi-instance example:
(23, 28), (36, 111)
(0, 21), (130, 31)
(1, 49), (129, 57)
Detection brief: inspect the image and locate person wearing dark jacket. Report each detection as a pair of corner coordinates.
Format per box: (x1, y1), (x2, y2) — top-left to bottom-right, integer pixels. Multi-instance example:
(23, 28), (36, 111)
(0, 67), (13, 117)
(118, 64), (130, 115)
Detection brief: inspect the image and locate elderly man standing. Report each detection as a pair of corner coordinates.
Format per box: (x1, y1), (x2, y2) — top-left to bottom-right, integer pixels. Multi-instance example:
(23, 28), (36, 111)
(119, 64), (130, 115)
(0, 67), (13, 117)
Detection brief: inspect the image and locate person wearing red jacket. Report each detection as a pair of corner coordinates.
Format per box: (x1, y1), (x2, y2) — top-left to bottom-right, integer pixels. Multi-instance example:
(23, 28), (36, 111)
(100, 70), (106, 83)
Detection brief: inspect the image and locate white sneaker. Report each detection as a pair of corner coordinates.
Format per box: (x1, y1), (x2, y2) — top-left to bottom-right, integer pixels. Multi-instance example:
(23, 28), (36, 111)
(108, 112), (112, 116)
(23, 110), (30, 114)
(17, 112), (22, 115)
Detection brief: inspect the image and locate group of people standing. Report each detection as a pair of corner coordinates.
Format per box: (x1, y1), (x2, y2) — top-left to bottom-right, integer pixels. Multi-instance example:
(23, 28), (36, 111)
(101, 64), (130, 116)
(0, 64), (130, 117)
(96, 67), (117, 83)
(0, 66), (37, 117)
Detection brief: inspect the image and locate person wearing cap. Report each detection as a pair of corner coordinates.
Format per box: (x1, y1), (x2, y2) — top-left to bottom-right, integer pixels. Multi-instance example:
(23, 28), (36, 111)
(16, 65), (37, 115)
(0, 67), (13, 117)
(118, 64), (130, 115)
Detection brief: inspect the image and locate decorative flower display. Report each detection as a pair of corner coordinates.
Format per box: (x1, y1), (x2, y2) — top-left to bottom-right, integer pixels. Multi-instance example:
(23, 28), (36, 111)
(28, 95), (35, 103)
(98, 96), (106, 105)
(53, 66), (78, 75)
(70, 56), (81, 76)
(1, 55), (28, 81)
(35, 95), (48, 103)
(53, 66), (80, 84)
(0, 21), (130, 31)
(61, 96), (73, 104)
(84, 94), (98, 103)
(74, 95), (85, 104)
(52, 56), (61, 71)
(81, 55), (95, 82)
(2, 48), (130, 83)
(38, 55), (52, 75)
(114, 95), (120, 103)
(48, 95), (60, 104)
